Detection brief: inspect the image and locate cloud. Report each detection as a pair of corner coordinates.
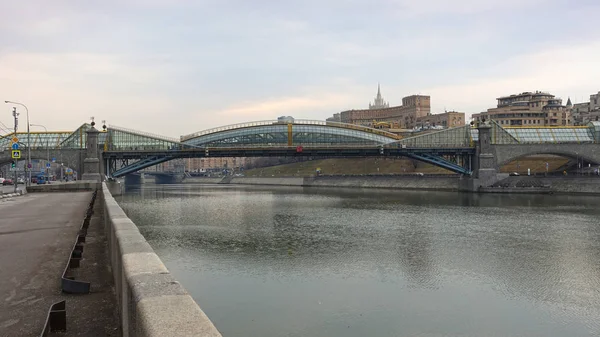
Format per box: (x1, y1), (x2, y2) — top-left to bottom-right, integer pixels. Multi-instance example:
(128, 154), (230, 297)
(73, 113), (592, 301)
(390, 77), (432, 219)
(386, 0), (547, 16)
(0, 51), (176, 133)
(423, 40), (600, 116)
(1, 0), (599, 139)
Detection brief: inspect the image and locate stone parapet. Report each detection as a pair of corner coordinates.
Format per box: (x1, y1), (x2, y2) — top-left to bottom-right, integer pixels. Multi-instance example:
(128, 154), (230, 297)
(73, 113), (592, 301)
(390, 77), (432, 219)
(26, 181), (101, 192)
(102, 182), (222, 337)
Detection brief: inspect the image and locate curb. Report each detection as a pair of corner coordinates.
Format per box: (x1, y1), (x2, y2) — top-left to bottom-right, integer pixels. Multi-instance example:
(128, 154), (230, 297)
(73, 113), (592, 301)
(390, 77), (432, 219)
(1, 189), (26, 200)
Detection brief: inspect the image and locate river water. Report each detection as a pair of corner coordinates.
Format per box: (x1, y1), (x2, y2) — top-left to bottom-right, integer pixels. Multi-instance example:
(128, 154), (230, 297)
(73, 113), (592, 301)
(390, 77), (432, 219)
(116, 184), (600, 337)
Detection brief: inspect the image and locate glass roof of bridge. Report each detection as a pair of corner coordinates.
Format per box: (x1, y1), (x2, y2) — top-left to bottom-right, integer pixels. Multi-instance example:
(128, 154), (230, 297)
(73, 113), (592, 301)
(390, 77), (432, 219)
(467, 121), (597, 144)
(0, 131), (73, 150)
(502, 126), (594, 143)
(181, 120), (401, 147)
(104, 125), (187, 151)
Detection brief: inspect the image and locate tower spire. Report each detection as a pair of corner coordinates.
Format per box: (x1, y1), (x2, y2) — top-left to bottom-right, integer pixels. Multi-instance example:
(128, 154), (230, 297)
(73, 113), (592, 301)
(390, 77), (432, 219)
(369, 83), (389, 109)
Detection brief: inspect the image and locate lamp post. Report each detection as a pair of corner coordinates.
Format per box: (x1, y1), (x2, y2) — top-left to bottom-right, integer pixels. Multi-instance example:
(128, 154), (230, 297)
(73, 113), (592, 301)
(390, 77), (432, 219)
(30, 124), (50, 183)
(4, 101), (30, 186)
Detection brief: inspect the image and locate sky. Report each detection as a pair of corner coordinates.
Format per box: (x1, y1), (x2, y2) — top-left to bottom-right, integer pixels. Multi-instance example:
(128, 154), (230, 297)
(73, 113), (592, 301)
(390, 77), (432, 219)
(1, 0), (599, 137)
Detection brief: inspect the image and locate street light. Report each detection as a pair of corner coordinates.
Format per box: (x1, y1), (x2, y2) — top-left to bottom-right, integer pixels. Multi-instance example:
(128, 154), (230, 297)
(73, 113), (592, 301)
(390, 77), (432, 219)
(30, 124), (50, 183)
(4, 101), (30, 186)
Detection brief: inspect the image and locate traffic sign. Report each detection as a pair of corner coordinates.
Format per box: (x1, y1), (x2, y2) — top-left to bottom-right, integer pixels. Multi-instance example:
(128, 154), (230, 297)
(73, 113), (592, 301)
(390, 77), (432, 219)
(52, 158), (56, 163)
(11, 143), (19, 150)
(11, 150), (21, 159)
(11, 137), (18, 143)
(46, 163), (51, 168)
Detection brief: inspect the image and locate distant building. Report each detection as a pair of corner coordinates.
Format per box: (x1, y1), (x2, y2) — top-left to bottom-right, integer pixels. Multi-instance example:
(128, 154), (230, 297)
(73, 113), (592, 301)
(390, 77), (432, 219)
(369, 84), (390, 109)
(326, 113), (341, 122)
(572, 91), (600, 125)
(333, 85), (431, 129)
(416, 111), (465, 129)
(472, 91), (571, 126)
(157, 157), (247, 173)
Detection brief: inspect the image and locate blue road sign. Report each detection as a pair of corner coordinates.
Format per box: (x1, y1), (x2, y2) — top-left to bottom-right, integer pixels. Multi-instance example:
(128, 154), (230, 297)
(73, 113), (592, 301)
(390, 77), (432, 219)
(46, 163), (51, 168)
(52, 158), (56, 163)
(11, 143), (19, 150)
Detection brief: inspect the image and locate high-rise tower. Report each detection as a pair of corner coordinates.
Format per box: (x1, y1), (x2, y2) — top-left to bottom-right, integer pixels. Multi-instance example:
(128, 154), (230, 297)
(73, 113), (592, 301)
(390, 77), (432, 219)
(369, 84), (390, 109)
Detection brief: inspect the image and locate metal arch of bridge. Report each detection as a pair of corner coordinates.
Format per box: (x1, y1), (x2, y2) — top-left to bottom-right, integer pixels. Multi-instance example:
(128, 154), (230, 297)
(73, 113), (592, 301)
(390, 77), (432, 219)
(180, 119), (402, 147)
(104, 121), (476, 177)
(105, 146), (475, 177)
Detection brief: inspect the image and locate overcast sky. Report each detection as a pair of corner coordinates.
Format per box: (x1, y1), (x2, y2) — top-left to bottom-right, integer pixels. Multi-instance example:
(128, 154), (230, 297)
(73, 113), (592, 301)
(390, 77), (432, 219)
(1, 0), (599, 137)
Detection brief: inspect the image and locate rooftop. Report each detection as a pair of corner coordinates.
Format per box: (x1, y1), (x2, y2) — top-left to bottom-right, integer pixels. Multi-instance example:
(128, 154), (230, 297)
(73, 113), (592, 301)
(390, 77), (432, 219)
(497, 91), (555, 100)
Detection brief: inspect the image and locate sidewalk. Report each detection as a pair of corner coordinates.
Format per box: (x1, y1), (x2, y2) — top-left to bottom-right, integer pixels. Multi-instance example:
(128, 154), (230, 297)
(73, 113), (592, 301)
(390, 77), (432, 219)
(0, 192), (119, 336)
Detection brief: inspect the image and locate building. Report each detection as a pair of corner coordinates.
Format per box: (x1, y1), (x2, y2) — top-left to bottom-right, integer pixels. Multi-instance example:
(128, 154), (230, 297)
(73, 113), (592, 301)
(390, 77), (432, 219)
(472, 91), (571, 126)
(326, 113), (341, 122)
(369, 84), (389, 109)
(572, 91), (600, 125)
(190, 157), (247, 172)
(335, 86), (431, 129)
(415, 111), (465, 129)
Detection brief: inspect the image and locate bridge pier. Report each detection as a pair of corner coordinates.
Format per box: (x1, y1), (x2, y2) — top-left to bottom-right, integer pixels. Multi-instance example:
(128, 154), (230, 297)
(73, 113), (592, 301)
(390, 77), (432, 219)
(124, 174), (143, 185)
(461, 122), (501, 191)
(81, 124), (102, 182)
(154, 173), (184, 184)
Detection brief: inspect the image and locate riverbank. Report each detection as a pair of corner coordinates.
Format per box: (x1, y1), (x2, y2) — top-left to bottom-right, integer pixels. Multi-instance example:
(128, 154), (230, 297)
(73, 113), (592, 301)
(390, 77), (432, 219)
(183, 175), (600, 195)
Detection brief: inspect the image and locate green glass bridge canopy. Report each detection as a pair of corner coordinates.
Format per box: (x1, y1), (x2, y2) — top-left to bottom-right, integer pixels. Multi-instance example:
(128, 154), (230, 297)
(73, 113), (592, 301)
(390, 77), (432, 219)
(179, 120), (402, 148)
(2, 120), (599, 152)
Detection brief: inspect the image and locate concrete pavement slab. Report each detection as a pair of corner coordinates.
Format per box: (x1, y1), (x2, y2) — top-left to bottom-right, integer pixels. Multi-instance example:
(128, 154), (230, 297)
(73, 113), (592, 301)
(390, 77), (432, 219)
(0, 192), (90, 336)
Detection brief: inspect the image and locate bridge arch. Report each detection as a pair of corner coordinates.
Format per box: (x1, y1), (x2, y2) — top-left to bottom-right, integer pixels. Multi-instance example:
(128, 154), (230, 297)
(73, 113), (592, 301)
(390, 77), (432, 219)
(180, 120), (401, 147)
(494, 144), (600, 168)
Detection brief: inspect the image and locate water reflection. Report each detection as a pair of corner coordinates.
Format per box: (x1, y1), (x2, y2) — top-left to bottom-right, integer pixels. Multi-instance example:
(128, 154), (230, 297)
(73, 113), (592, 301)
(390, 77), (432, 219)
(117, 184), (600, 337)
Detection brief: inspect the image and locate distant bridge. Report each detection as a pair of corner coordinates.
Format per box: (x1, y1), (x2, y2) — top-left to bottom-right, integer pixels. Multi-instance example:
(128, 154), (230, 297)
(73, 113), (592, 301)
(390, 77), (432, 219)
(2, 120), (600, 180)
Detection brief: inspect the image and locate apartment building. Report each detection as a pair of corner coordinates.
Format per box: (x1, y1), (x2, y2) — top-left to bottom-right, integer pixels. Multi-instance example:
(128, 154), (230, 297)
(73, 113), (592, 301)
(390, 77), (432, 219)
(472, 91), (571, 126)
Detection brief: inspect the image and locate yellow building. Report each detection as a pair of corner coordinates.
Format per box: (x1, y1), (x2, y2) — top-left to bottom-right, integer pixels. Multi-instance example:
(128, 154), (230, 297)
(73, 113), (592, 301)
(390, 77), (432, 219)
(415, 111), (465, 129)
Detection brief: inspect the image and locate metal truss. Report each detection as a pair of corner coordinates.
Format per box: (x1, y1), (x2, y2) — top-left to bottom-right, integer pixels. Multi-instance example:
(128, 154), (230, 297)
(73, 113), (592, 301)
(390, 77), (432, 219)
(405, 153), (472, 175)
(109, 155), (175, 177)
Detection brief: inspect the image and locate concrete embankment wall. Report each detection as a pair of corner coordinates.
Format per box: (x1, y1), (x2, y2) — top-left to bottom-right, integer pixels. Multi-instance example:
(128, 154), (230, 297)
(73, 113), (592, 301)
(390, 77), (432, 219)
(305, 175), (460, 190)
(542, 176), (600, 194)
(229, 177), (305, 186)
(228, 175), (460, 190)
(102, 182), (222, 337)
(184, 177), (224, 184)
(26, 180), (101, 192)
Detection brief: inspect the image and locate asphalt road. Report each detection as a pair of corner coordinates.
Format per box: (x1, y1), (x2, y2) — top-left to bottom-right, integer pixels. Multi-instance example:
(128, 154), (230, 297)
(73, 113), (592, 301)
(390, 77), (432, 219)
(0, 191), (92, 336)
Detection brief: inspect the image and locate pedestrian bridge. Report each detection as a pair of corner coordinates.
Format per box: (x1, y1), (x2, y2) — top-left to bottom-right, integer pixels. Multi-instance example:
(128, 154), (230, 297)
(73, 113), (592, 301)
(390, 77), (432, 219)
(1, 120), (599, 178)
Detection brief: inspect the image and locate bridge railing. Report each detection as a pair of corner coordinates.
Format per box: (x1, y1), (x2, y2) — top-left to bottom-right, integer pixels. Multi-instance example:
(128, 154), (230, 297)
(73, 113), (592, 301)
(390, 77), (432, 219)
(180, 119), (401, 142)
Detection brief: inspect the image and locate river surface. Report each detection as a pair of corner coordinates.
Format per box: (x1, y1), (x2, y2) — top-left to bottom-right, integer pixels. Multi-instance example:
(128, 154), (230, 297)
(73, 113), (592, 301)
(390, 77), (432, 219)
(116, 184), (600, 337)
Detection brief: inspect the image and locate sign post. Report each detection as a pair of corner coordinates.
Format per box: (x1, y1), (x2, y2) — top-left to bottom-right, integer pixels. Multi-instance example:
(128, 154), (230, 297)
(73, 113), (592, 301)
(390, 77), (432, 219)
(11, 108), (19, 193)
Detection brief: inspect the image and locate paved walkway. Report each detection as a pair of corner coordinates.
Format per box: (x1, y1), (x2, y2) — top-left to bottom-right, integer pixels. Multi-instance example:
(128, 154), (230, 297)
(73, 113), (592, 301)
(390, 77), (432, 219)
(0, 192), (115, 336)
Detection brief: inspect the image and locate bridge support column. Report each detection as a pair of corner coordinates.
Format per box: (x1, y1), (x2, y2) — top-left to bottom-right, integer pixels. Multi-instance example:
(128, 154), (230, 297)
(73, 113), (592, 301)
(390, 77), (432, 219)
(474, 123), (499, 188)
(462, 122), (500, 191)
(124, 173), (143, 185)
(81, 123), (102, 182)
